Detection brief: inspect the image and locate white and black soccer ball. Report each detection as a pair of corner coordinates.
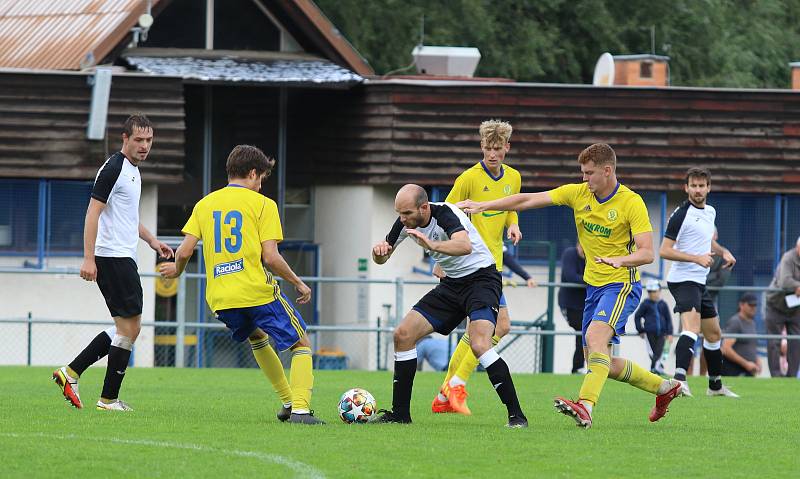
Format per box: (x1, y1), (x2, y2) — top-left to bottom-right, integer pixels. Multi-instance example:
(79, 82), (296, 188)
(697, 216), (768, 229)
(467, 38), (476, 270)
(337, 388), (377, 424)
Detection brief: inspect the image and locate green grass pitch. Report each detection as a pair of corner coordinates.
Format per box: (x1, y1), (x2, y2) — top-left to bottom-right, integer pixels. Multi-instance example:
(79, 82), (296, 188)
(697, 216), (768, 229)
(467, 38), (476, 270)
(1, 366), (798, 478)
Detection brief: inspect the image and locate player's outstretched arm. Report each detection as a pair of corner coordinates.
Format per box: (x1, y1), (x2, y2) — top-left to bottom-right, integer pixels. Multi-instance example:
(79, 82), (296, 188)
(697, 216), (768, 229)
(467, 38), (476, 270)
(262, 240), (311, 304)
(595, 231), (655, 268)
(659, 237), (714, 268)
(159, 234), (198, 279)
(80, 198), (105, 282)
(458, 191), (554, 214)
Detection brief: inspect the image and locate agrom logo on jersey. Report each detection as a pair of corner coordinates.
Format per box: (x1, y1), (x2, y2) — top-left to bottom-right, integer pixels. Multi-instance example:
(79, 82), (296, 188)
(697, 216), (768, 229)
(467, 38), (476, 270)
(581, 220), (612, 238)
(214, 258), (244, 278)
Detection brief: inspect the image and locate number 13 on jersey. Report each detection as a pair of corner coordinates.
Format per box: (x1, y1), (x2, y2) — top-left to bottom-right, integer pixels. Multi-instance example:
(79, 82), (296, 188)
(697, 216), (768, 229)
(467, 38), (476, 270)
(213, 210), (242, 253)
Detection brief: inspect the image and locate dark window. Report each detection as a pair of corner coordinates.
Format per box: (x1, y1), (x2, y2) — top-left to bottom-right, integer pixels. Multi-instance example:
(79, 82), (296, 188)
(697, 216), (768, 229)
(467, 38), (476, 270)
(47, 181), (92, 254)
(0, 180), (39, 254)
(0, 179), (92, 258)
(142, 0), (207, 48)
(214, 0), (280, 51)
(640, 61), (653, 78)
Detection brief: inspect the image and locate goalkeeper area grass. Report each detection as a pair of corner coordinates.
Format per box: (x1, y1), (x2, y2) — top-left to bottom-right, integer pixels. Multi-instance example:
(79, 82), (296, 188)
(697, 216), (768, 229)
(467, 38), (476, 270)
(1, 366), (797, 478)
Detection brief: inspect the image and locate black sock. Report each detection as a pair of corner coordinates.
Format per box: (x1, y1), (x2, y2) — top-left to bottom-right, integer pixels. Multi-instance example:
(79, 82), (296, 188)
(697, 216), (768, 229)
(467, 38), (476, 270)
(392, 358), (417, 419)
(68, 331), (112, 376)
(704, 346), (723, 390)
(674, 334), (696, 381)
(101, 345), (132, 400)
(485, 358), (524, 418)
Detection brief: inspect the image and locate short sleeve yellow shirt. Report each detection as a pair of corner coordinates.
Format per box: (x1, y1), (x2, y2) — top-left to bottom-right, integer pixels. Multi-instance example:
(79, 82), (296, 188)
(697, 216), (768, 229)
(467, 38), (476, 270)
(183, 185), (283, 312)
(549, 182), (651, 286)
(445, 162), (521, 270)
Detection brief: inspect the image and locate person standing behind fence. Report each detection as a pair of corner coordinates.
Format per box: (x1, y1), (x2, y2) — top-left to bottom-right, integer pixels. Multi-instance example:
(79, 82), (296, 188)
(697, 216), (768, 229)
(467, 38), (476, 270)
(458, 143), (685, 428)
(721, 293), (762, 377)
(660, 167), (739, 398)
(159, 145), (322, 424)
(558, 243), (587, 374)
(52, 114), (174, 411)
(764, 237), (800, 377)
(634, 280), (673, 374)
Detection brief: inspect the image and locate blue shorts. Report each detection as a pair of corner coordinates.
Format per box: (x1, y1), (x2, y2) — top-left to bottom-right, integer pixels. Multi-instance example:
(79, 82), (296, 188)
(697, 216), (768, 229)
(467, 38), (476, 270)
(499, 293), (507, 308)
(215, 293), (307, 351)
(582, 282), (642, 346)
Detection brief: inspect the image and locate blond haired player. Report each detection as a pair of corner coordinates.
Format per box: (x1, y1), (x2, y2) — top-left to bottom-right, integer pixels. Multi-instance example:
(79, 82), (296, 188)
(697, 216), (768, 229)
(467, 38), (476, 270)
(431, 120), (528, 415)
(459, 143), (685, 428)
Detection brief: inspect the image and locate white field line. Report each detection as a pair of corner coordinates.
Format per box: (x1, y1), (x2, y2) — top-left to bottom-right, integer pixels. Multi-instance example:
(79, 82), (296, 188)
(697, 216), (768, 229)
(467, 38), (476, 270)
(0, 432), (325, 479)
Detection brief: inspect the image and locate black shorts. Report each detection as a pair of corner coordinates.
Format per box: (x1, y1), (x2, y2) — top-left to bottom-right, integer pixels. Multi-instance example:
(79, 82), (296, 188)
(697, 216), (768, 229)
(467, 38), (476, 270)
(96, 256), (143, 318)
(667, 281), (717, 319)
(412, 265), (501, 335)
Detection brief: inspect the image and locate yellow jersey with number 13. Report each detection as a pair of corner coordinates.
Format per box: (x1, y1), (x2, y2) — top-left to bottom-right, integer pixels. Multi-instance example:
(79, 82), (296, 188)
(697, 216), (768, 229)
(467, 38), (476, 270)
(445, 162), (521, 270)
(182, 184), (283, 312)
(549, 182), (651, 286)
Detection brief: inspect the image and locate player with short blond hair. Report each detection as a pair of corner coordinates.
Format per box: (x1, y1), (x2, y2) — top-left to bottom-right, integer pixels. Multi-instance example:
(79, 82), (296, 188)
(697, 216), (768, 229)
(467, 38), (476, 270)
(431, 119), (528, 416)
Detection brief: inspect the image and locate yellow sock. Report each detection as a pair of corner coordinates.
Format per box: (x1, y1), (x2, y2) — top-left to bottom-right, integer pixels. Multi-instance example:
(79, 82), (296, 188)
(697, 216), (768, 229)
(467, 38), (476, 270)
(66, 366), (79, 378)
(442, 334), (472, 387)
(578, 352), (611, 406)
(249, 337), (291, 405)
(289, 346), (314, 412)
(612, 359), (662, 395)
(453, 335), (501, 384)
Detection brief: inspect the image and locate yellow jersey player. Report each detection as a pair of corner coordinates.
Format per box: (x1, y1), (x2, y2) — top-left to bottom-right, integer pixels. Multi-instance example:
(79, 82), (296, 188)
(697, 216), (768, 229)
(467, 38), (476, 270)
(160, 145), (323, 425)
(459, 143), (686, 428)
(432, 119), (528, 416)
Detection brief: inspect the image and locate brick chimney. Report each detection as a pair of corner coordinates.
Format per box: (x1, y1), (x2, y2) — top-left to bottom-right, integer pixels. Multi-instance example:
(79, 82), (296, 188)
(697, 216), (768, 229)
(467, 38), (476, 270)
(613, 54), (670, 86)
(791, 62), (800, 89)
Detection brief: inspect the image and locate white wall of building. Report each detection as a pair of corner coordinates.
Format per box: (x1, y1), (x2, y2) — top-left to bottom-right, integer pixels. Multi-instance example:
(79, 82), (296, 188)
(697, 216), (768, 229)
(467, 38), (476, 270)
(0, 184), (158, 368)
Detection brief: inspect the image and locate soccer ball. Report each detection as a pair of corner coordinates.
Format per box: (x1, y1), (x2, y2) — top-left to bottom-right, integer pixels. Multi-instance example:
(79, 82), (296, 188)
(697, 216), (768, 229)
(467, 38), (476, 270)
(337, 388), (377, 424)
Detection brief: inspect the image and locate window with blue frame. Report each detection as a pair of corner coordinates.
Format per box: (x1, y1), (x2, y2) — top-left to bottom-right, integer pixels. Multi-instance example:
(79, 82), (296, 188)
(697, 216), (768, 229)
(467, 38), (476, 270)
(0, 179), (92, 260)
(0, 180), (39, 254)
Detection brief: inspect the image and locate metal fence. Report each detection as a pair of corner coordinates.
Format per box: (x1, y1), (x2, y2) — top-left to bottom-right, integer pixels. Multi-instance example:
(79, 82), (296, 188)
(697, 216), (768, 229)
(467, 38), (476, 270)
(1, 266), (799, 375)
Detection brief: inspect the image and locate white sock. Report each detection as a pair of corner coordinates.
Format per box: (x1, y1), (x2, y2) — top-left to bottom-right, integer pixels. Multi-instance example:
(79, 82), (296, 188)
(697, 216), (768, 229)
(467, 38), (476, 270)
(448, 375), (466, 388)
(580, 401), (593, 415)
(292, 408), (309, 415)
(437, 392), (448, 402)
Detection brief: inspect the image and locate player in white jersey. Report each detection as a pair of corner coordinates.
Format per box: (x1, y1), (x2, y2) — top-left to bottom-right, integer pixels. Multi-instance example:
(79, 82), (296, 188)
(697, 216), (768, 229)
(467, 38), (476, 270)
(660, 167), (738, 397)
(53, 114), (173, 411)
(371, 184), (527, 428)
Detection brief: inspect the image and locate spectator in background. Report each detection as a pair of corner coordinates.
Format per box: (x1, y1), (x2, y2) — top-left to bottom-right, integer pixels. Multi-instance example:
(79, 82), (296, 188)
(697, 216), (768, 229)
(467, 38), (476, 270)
(633, 280), (673, 374)
(721, 293), (761, 377)
(706, 227), (732, 305)
(558, 243), (586, 373)
(416, 335), (450, 371)
(765, 237), (800, 377)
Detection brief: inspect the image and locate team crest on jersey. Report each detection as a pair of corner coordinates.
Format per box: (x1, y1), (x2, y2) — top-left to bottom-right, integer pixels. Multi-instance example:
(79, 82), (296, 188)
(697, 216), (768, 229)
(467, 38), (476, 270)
(214, 258), (244, 278)
(607, 209), (618, 221)
(503, 184), (512, 194)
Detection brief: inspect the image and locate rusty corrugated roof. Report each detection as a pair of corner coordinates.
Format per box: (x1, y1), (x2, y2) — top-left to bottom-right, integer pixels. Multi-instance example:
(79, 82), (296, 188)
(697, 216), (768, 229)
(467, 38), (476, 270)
(0, 0), (157, 70)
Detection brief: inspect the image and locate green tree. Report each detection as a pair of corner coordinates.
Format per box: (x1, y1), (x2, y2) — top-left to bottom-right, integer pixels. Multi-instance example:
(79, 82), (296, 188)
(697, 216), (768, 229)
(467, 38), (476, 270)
(316, 0), (800, 88)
